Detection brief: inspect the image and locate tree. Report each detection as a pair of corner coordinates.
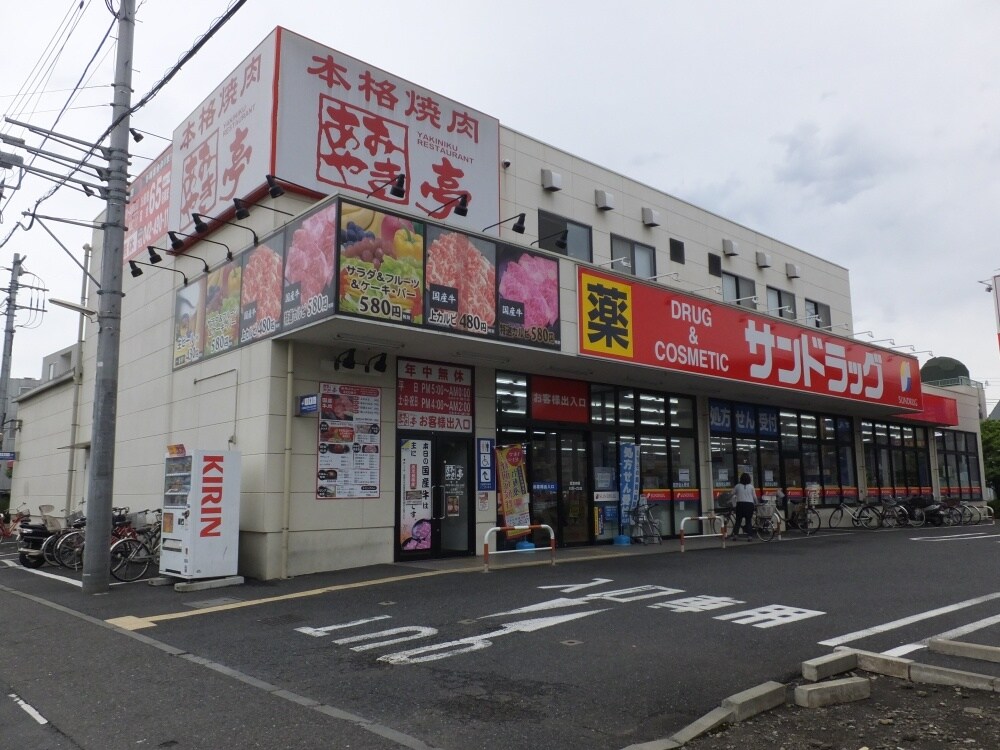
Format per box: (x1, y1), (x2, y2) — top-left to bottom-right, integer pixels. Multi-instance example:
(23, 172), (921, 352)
(979, 419), (1000, 499)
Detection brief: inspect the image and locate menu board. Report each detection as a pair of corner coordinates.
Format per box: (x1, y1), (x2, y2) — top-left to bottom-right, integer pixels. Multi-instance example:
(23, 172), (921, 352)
(424, 226), (496, 337)
(282, 203), (339, 331)
(239, 237), (286, 344)
(173, 278), (206, 367)
(337, 203), (424, 325)
(317, 383), (381, 498)
(496, 246), (561, 349)
(203, 260), (242, 357)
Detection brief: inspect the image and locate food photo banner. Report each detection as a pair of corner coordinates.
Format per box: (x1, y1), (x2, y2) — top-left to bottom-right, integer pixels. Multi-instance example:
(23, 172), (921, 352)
(577, 268), (923, 410)
(171, 197), (563, 369)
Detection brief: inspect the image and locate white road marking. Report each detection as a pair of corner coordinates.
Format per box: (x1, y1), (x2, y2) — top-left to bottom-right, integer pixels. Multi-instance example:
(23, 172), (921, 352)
(882, 643), (925, 656)
(881, 611), (1000, 657)
(537, 578), (612, 593)
(911, 532), (1000, 542)
(9, 693), (48, 725)
(378, 610), (608, 665)
(714, 604), (824, 628)
(818, 592), (1000, 646)
(484, 585), (684, 617)
(295, 615), (391, 637)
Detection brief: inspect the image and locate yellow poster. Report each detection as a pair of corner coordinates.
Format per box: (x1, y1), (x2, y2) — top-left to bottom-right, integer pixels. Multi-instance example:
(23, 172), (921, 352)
(495, 444), (531, 534)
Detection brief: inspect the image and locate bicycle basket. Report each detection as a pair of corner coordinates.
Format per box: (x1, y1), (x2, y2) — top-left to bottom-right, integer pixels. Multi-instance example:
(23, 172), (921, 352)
(715, 491), (733, 508)
(755, 502), (775, 518)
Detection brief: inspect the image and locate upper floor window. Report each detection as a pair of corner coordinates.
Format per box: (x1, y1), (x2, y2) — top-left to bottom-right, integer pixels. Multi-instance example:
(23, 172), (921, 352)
(766, 287), (796, 319)
(669, 238), (685, 265)
(722, 272), (756, 308)
(804, 299), (831, 328)
(538, 210), (592, 262)
(610, 235), (655, 278)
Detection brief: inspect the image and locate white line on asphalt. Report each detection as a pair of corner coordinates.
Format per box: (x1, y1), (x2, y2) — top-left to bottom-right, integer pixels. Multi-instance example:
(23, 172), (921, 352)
(818, 592), (1000, 647)
(879, 612), (1000, 657)
(8, 693), (48, 725)
(13, 567), (83, 587)
(911, 533), (1000, 542)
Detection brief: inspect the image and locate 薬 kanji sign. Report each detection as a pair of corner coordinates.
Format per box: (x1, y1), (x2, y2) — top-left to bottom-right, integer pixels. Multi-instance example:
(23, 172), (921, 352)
(577, 268), (922, 411)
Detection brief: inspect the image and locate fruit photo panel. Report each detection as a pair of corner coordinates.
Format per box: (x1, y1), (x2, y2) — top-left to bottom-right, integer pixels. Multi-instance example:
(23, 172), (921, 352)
(203, 259), (243, 357)
(424, 226), (496, 337)
(337, 202), (424, 326)
(496, 245), (561, 349)
(281, 202), (339, 331)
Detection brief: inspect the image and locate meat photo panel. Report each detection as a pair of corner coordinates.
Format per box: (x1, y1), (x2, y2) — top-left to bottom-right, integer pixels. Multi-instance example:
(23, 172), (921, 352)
(424, 226), (496, 337)
(496, 245), (561, 349)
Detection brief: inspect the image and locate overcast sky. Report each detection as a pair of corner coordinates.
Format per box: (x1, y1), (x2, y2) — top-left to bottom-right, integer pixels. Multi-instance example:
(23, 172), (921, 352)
(2, 1), (999, 407)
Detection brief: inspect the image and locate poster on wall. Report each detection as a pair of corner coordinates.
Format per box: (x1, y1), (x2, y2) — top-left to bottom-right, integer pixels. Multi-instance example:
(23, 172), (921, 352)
(495, 443), (531, 529)
(173, 279), (206, 367)
(282, 203), (339, 330)
(424, 226), (496, 337)
(619, 443), (640, 517)
(203, 260), (243, 357)
(317, 383), (381, 498)
(338, 204), (425, 325)
(239, 237), (286, 344)
(396, 359), (473, 433)
(496, 246), (561, 349)
(399, 438), (432, 550)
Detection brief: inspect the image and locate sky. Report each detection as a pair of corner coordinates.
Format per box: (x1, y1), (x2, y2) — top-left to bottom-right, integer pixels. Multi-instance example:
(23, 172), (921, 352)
(2, 0), (999, 407)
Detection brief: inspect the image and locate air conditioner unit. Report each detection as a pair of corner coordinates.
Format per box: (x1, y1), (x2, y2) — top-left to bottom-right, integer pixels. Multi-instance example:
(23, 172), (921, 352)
(541, 168), (563, 191)
(785, 262), (801, 279)
(722, 239), (739, 256)
(595, 189), (615, 211)
(641, 207), (660, 227)
(756, 251), (772, 268)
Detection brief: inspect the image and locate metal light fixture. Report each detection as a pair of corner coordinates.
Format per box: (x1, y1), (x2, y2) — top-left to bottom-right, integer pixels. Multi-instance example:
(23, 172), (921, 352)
(423, 193), (469, 218)
(910, 350), (934, 356)
(482, 213), (526, 234)
(792, 312), (820, 322)
(365, 352), (388, 373)
(646, 271), (680, 282)
(890, 344), (916, 351)
(147, 246), (163, 264)
(850, 330), (874, 338)
(192, 212), (259, 246)
(869, 338), (895, 345)
(689, 284), (723, 295)
(594, 257), (631, 269)
(530, 229), (568, 250)
(129, 260), (187, 285)
(766, 305), (791, 315)
(731, 295), (759, 306)
(979, 280), (993, 293)
(365, 174), (406, 199)
(233, 198), (293, 220)
(170, 251), (210, 274)
(128, 127), (170, 143)
(168, 230), (232, 261)
(334, 348), (357, 370)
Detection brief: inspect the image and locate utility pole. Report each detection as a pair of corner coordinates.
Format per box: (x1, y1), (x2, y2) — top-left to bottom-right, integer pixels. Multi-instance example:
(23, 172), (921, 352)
(0, 253), (24, 448)
(81, 0), (135, 594)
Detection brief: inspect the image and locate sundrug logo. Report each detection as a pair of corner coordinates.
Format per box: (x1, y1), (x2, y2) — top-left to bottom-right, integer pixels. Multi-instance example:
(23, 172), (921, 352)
(200, 455), (225, 538)
(900, 361), (912, 392)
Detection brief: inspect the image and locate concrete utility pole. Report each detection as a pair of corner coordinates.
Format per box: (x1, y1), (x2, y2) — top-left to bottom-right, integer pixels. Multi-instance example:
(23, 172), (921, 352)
(82, 0), (135, 594)
(0, 253), (24, 448)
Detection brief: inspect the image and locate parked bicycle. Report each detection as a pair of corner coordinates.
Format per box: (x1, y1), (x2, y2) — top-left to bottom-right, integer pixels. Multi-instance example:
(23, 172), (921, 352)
(0, 504), (30, 544)
(828, 499), (881, 529)
(784, 497), (821, 535)
(110, 510), (162, 582)
(628, 500), (662, 544)
(709, 500), (779, 542)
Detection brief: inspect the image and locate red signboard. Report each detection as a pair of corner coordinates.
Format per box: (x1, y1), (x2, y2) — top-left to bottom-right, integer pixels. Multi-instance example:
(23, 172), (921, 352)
(530, 376), (589, 423)
(894, 393), (959, 426)
(123, 148), (171, 263)
(578, 269), (923, 411)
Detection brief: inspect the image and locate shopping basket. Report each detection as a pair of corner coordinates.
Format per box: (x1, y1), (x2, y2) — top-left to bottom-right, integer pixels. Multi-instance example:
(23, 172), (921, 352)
(754, 501), (775, 519)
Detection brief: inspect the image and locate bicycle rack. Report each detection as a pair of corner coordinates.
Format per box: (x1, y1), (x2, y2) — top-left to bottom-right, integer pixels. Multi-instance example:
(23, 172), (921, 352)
(482, 524), (556, 572)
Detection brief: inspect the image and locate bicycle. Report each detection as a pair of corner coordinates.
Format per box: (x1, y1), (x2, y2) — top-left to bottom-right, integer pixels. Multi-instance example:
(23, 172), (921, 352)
(55, 506), (135, 570)
(628, 501), (662, 544)
(784, 499), (821, 535)
(828, 500), (881, 529)
(877, 497), (909, 528)
(0, 504), (30, 544)
(110, 510), (162, 582)
(710, 501), (778, 541)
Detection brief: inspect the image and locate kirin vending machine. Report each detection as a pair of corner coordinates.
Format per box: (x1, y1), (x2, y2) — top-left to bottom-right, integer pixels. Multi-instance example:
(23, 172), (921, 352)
(160, 446), (241, 580)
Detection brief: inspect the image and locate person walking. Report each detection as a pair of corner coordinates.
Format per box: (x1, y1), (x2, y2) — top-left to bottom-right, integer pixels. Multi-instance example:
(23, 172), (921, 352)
(731, 472), (759, 540)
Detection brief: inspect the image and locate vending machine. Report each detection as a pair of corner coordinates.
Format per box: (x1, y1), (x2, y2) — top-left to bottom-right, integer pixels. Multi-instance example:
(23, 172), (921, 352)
(160, 446), (242, 580)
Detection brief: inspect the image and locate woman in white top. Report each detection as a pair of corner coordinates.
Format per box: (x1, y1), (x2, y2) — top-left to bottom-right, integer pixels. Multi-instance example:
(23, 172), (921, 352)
(731, 472), (759, 539)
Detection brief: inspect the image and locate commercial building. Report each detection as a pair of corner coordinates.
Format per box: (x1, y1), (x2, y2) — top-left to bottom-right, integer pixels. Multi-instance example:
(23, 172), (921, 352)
(11, 27), (985, 578)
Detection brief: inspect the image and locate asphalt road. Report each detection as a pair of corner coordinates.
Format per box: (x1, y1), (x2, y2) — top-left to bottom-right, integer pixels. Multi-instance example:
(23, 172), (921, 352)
(1, 523), (998, 749)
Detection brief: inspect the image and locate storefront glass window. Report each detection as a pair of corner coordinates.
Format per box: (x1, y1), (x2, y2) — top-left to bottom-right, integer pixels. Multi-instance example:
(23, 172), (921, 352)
(759, 439), (780, 490)
(638, 392), (666, 427)
(591, 430), (620, 540)
(590, 384), (615, 425)
(640, 434), (671, 534)
(670, 397), (695, 429)
(496, 372), (527, 419)
(670, 436), (698, 534)
(617, 389), (636, 426)
(711, 435), (735, 498)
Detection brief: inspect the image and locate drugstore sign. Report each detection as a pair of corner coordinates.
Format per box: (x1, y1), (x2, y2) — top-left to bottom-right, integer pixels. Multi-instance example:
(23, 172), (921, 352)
(578, 268), (922, 411)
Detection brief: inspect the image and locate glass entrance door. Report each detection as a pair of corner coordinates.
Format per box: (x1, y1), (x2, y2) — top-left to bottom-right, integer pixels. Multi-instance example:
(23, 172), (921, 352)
(398, 434), (472, 558)
(529, 429), (592, 546)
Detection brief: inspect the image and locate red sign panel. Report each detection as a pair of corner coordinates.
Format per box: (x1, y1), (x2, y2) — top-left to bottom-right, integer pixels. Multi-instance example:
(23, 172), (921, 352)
(578, 269), (923, 411)
(530, 376), (589, 423)
(396, 359), (473, 433)
(894, 393), (959, 426)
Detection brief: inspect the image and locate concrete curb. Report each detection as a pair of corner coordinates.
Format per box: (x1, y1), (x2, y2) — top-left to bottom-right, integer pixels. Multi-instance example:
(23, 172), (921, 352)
(929, 637), (1000, 664)
(631, 645), (1000, 748)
